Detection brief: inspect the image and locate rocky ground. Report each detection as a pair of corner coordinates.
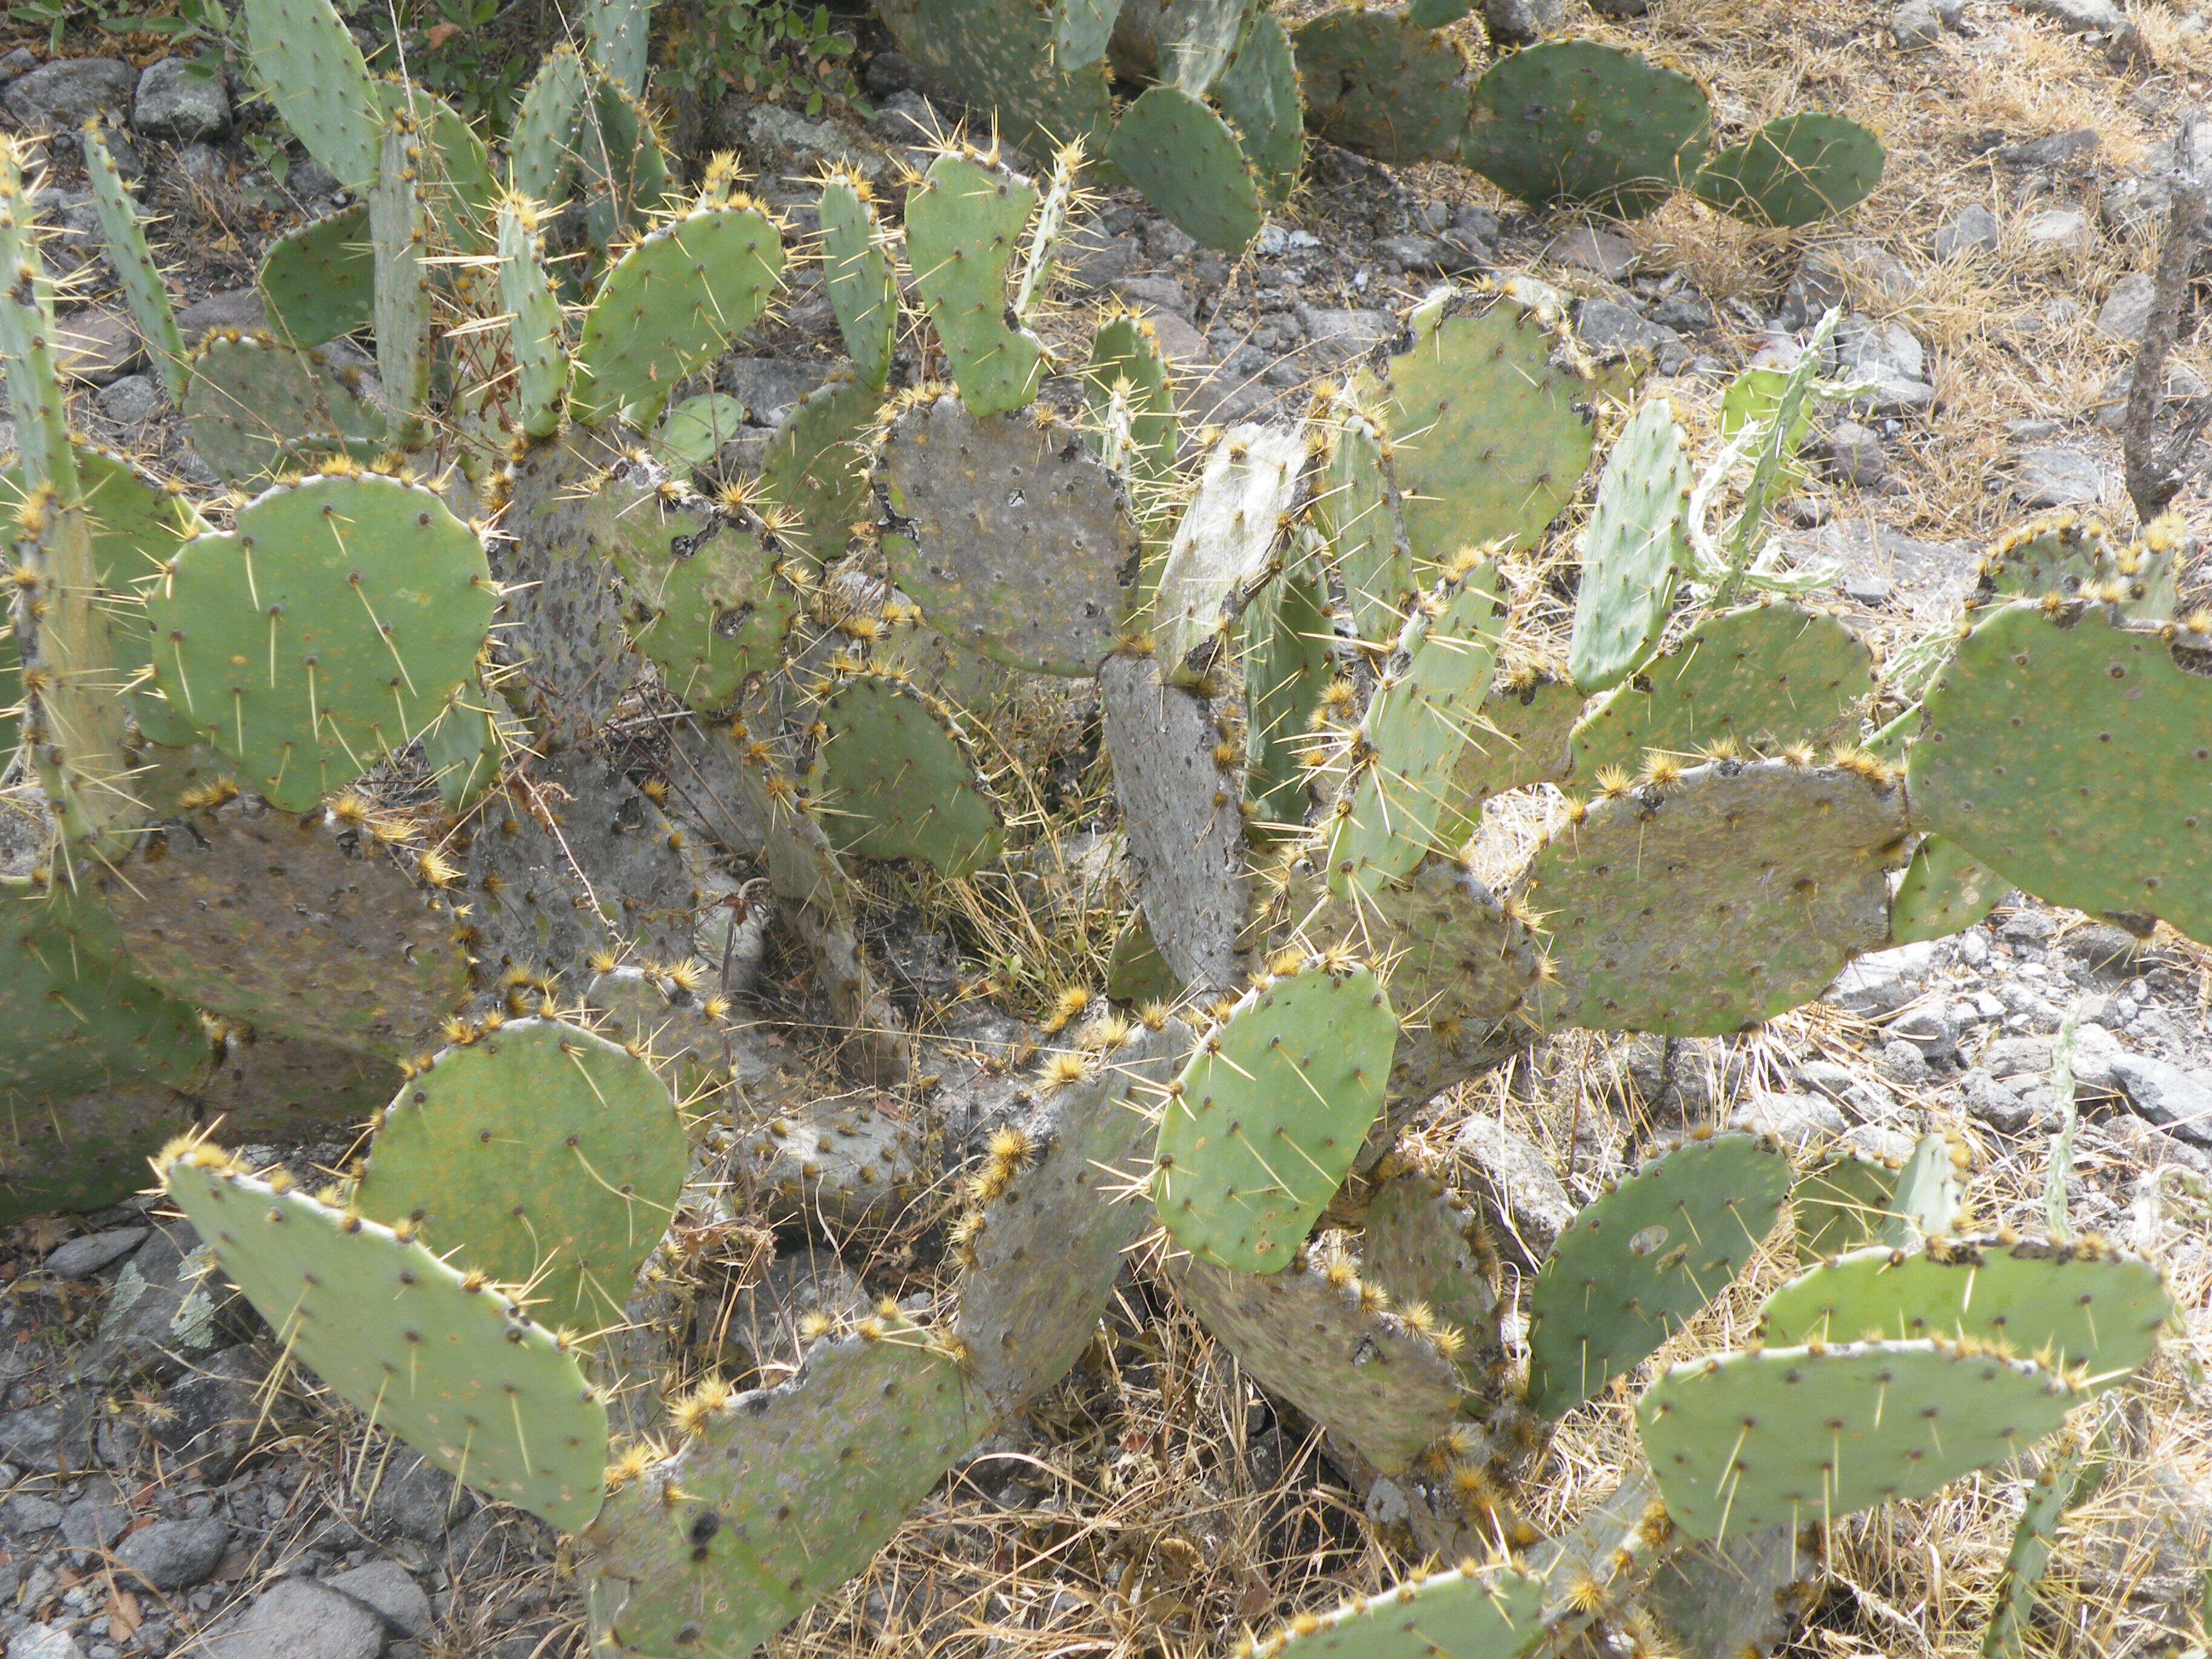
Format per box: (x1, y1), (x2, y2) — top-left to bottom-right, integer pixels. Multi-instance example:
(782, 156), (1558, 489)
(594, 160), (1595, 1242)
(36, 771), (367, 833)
(4, 0), (2212, 1655)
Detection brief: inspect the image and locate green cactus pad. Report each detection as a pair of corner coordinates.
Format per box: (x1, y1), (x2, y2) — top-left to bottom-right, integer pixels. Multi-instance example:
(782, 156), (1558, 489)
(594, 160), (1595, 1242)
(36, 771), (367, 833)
(1792, 1148), (1913, 1260)
(84, 124), (187, 400)
(1464, 41), (1711, 218)
(509, 46), (589, 207)
(1640, 1524), (1821, 1659)
(579, 74), (672, 255)
(905, 153), (1045, 417)
(354, 1019), (688, 1334)
(1153, 422), (1308, 675)
(1756, 1237), (2172, 1385)
(759, 372), (880, 569)
(1889, 834), (2008, 946)
(1215, 11), (1302, 201)
(955, 1020), (1185, 1417)
(1358, 1170), (1504, 1390)
(1691, 112), (1886, 229)
(1108, 86), (1264, 253)
(1570, 398), (1689, 695)
(1252, 1560), (1547, 1659)
(1084, 312), (1178, 485)
(421, 690), (509, 813)
(1242, 561), (1333, 830)
(1905, 602), (2212, 943)
(1168, 1252), (1463, 1474)
(1293, 10), (1474, 166)
(1983, 1434), (2102, 1659)
(582, 1314), (986, 1658)
(258, 205), (374, 350)
(818, 174), (897, 392)
(369, 119), (431, 449)
(608, 477), (797, 714)
(586, 0), (648, 96)
(1526, 1133), (1791, 1417)
(92, 799), (471, 1055)
(1638, 1338), (2080, 1541)
(877, 0), (1116, 159)
(164, 1155), (608, 1529)
(572, 203), (784, 427)
(1378, 295), (1606, 574)
(1, 1079), (190, 1226)
(1153, 957), (1397, 1275)
(1567, 602), (1876, 779)
(879, 393), (1139, 674)
(1519, 758), (1908, 1035)
(1974, 517), (2121, 611)
(496, 200), (568, 440)
(179, 333), (386, 485)
(1051, 0), (1116, 67)
(1320, 407), (1413, 646)
(799, 671), (1004, 875)
(245, 0), (381, 185)
(1435, 670), (1582, 845)
(148, 471), (494, 811)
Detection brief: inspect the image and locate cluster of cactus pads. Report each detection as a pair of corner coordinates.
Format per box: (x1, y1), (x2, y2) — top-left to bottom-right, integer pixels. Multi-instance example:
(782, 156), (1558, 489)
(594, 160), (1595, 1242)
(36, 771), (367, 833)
(0, 0), (2203, 1652)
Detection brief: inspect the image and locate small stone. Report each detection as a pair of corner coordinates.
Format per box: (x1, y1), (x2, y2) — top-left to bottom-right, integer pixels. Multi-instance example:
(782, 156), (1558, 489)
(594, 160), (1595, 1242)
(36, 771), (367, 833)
(7, 1626), (88, 1659)
(1293, 306), (1391, 363)
(2010, 445), (2106, 508)
(1998, 909), (2057, 943)
(1141, 308), (1209, 364)
(2061, 922), (2144, 971)
(2018, 0), (2132, 35)
(365, 1454), (471, 1544)
(2021, 206), (2094, 257)
(1826, 940), (1940, 1016)
(0, 46), (36, 79)
(866, 89), (936, 147)
(149, 1345), (261, 1480)
(93, 374), (158, 424)
(1876, 1038), (1936, 1086)
(1479, 0), (1566, 45)
(2100, 174), (2171, 238)
(53, 306), (141, 383)
(1936, 203), (2000, 260)
(1825, 420), (1886, 487)
(195, 1578), (386, 1659)
(3, 57), (132, 131)
(1109, 273), (1189, 317)
(172, 141), (229, 193)
(0, 1400), (93, 1472)
(863, 50), (921, 95)
(1450, 1114), (1575, 1275)
(1649, 292), (1713, 331)
(719, 357), (831, 426)
(323, 1562), (432, 1638)
(1376, 233), (1441, 271)
(1781, 240), (1914, 329)
(59, 1486), (127, 1562)
(43, 1226), (148, 1278)
(2097, 271), (2158, 340)
(132, 57), (229, 141)
(1143, 219), (1196, 261)
(1846, 363), (1937, 417)
(1544, 225), (1637, 280)
(1962, 1068), (2034, 1132)
(1840, 313), (1926, 381)
(1, 1492), (64, 1533)
(1729, 1090), (1847, 1149)
(1841, 571), (1895, 605)
(115, 1518), (230, 1592)
(1892, 0), (1943, 46)
(173, 286), (263, 344)
(1059, 222), (1136, 290)
(1994, 127), (2100, 168)
(1885, 1002), (1957, 1055)
(1575, 298), (1682, 360)
(2108, 1053), (2212, 1144)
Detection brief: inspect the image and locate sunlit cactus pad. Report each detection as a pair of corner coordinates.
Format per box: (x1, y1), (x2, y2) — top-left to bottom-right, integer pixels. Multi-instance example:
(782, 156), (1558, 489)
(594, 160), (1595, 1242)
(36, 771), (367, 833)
(1691, 112), (1886, 229)
(1526, 1133), (1792, 1418)
(1464, 40), (1711, 218)
(1638, 1338), (2080, 1540)
(354, 1019), (688, 1333)
(799, 671), (1004, 876)
(163, 1151), (609, 1531)
(1246, 1557), (1547, 1659)
(903, 153), (1044, 416)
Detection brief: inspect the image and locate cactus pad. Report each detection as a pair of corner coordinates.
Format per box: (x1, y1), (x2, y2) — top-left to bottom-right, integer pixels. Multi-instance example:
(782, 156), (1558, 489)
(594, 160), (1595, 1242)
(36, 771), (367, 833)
(509, 46), (588, 206)
(1084, 311), (1178, 486)
(1570, 398), (1689, 695)
(1640, 1525), (1821, 1659)
(1520, 758), (1907, 1035)
(1526, 1133), (1791, 1416)
(93, 799), (471, 1056)
(880, 394), (1139, 674)
(1464, 41), (1711, 218)
(148, 471), (494, 810)
(1293, 10), (1473, 166)
(1153, 957), (1397, 1275)
(905, 153), (1044, 416)
(1108, 85), (1264, 253)
(1906, 601), (2212, 943)
(1242, 560), (1333, 830)
(1568, 603), (1875, 779)
(608, 478), (797, 714)
(1252, 1560), (1546, 1659)
(1638, 1338), (2080, 1540)
(1756, 1236), (2171, 1384)
(1378, 296), (1604, 572)
(1889, 834), (2008, 945)
(878, 0), (1115, 161)
(1168, 1252), (1463, 1474)
(84, 124), (186, 398)
(245, 0), (381, 185)
(1691, 112), (1885, 229)
(1153, 421), (1307, 675)
(180, 333), (386, 484)
(258, 205), (374, 349)
(1358, 1170), (1504, 1390)
(1319, 407), (1412, 645)
(818, 173), (897, 391)
(369, 119), (431, 449)
(760, 373), (880, 569)
(799, 671), (1004, 875)
(164, 1155), (608, 1529)
(1215, 10), (1302, 200)
(354, 1019), (688, 1333)
(582, 1314), (986, 1658)
(1792, 1148), (1913, 1260)
(496, 200), (568, 440)
(572, 203), (783, 426)
(1436, 670), (1581, 844)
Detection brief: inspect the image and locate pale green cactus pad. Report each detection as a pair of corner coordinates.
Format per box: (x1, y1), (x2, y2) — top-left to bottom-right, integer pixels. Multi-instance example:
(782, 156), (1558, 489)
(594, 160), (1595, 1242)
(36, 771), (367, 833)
(1756, 1236), (2172, 1385)
(818, 173), (897, 391)
(1792, 1148), (1913, 1261)
(904, 153), (1044, 416)
(760, 372), (881, 569)
(1435, 669), (1582, 845)
(509, 45), (589, 206)
(1906, 601), (2212, 943)
(1464, 40), (1711, 218)
(1318, 406), (1412, 645)
(1638, 1339), (2080, 1540)
(1250, 1559), (1547, 1659)
(244, 0), (380, 185)
(1570, 397), (1689, 695)
(1640, 1523), (1822, 1659)
(164, 1153), (609, 1530)
(180, 333), (386, 485)
(1357, 1169), (1506, 1392)
(607, 477), (797, 714)
(1153, 957), (1397, 1275)
(1526, 1133), (1792, 1417)
(258, 204), (374, 349)
(1084, 312), (1178, 484)
(148, 471), (494, 811)
(496, 200), (569, 440)
(1518, 759), (1908, 1035)
(1108, 85), (1264, 253)
(1889, 834), (2008, 946)
(1568, 602), (1875, 778)
(1293, 9), (1474, 166)
(1242, 560), (1333, 830)
(1691, 112), (1886, 229)
(582, 1313), (986, 1658)
(799, 671), (1004, 876)
(354, 1019), (688, 1335)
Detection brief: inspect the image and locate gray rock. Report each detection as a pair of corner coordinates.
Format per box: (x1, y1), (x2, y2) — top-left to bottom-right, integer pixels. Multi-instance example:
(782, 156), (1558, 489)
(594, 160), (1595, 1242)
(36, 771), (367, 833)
(1059, 221), (1136, 290)
(1777, 515), (1977, 620)
(2011, 445), (2106, 508)
(1729, 1090), (1847, 1149)
(53, 306), (141, 383)
(59, 1484), (126, 1561)
(115, 1517), (229, 1591)
(1110, 273), (1188, 316)
(2021, 206), (2094, 256)
(1575, 298), (1682, 361)
(1792, 1057), (1894, 1121)
(2097, 271), (2158, 340)
(1376, 233), (1441, 271)
(1980, 1034), (2053, 1078)
(1781, 240), (1914, 329)
(1144, 219), (1196, 261)
(1998, 909), (2057, 943)
(866, 88), (938, 146)
(1142, 307), (1208, 365)
(364, 1455), (471, 1544)
(0, 1492), (64, 1533)
(1892, 0), (1943, 46)
(149, 1345), (262, 1481)
(1994, 127), (2100, 168)
(132, 56), (228, 141)
(2100, 173), (2172, 238)
(1877, 1038), (1936, 1086)
(720, 357), (831, 425)
(1544, 225), (1637, 280)
(1847, 363), (1937, 417)
(2061, 922), (2145, 971)
(2108, 1053), (2212, 1144)
(3, 57), (132, 131)
(864, 50), (921, 95)
(2096, 362), (2207, 431)
(42, 1227), (147, 1278)
(1963, 1068), (2036, 1132)
(700, 1248), (866, 1379)
(174, 286), (263, 343)
(81, 1216), (239, 1383)
(1649, 292), (1712, 331)
(1450, 1114), (1575, 1275)
(7, 1626), (87, 1659)
(1594, 1033), (1749, 1119)
(2018, 0), (2132, 35)
(1841, 572), (1895, 605)
(1936, 203), (2000, 260)
(195, 1578), (386, 1659)
(1825, 940), (1941, 1016)
(93, 373), (158, 424)
(0, 1399), (93, 1472)
(0, 46), (36, 79)
(1480, 0), (1565, 45)
(1825, 420), (1886, 487)
(1886, 1001), (1957, 1055)
(1840, 313), (1925, 381)
(323, 1562), (432, 1638)
(172, 139), (229, 192)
